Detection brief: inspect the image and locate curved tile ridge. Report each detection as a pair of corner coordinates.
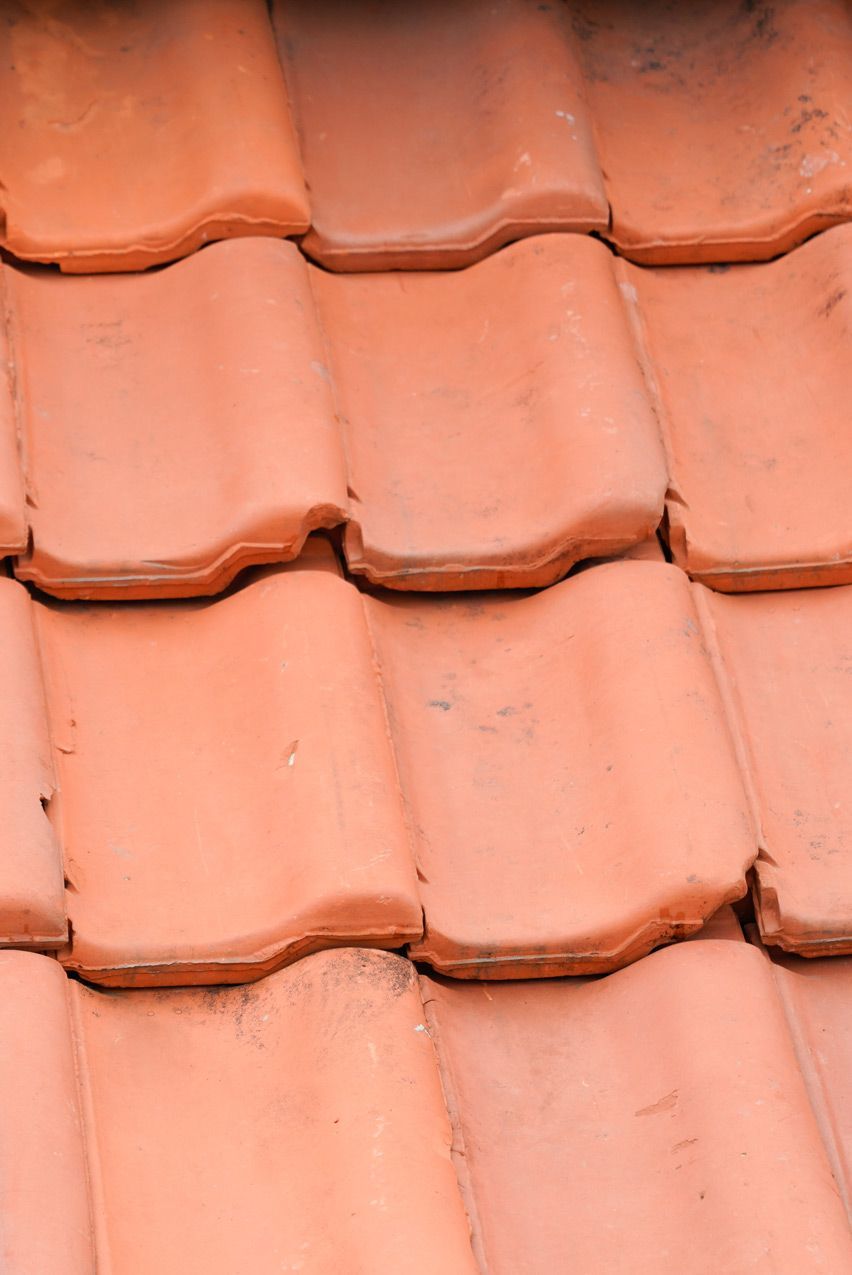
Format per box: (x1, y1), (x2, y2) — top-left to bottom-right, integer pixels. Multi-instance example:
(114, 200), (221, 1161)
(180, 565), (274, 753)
(0, 579), (66, 947)
(3, 234), (666, 599)
(272, 0), (852, 270)
(0, 949), (478, 1274)
(365, 559), (755, 977)
(699, 581), (852, 957)
(0, 0), (308, 272)
(0, 953), (95, 1273)
(0, 554), (755, 984)
(423, 939), (852, 1273)
(762, 944), (852, 1216)
(636, 224), (852, 592)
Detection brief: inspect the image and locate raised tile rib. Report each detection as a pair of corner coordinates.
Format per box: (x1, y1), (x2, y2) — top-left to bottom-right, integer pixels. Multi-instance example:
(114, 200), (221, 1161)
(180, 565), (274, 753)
(326, 236), (667, 589)
(273, 0), (852, 270)
(765, 947), (852, 1217)
(0, 949), (478, 1274)
(365, 560), (755, 976)
(637, 225), (852, 592)
(4, 234), (666, 599)
(423, 940), (852, 1273)
(577, 0), (852, 264)
(7, 239), (348, 599)
(0, 0), (308, 272)
(701, 582), (852, 957)
(276, 0), (608, 271)
(0, 579), (66, 947)
(0, 953), (94, 1273)
(0, 269), (27, 554)
(34, 545), (421, 985)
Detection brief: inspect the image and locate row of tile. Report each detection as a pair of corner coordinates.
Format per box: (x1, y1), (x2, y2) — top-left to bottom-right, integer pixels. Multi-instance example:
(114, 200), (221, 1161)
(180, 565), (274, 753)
(6, 923), (852, 1273)
(3, 228), (850, 598)
(2, 541), (849, 984)
(3, 0), (851, 272)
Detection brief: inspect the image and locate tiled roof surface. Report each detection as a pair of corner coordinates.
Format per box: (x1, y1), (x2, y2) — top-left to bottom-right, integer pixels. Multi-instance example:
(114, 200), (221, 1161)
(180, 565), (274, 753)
(1, 234), (665, 597)
(5, 932), (852, 1272)
(0, 549), (760, 983)
(8, 225), (851, 598)
(4, 1), (851, 272)
(3, 1), (852, 1269)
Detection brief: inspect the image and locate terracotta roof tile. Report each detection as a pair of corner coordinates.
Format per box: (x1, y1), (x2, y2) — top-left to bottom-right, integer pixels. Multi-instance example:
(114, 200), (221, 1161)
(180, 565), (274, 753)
(4, 1), (850, 272)
(3, 238), (349, 598)
(6, 940), (852, 1271)
(275, 0), (609, 270)
(0, 0), (308, 271)
(3, 234), (666, 598)
(7, 224), (849, 599)
(37, 542), (422, 984)
(0, 552), (755, 983)
(573, 0), (852, 264)
(701, 582), (852, 956)
(639, 225), (852, 590)
(0, 948), (477, 1273)
(274, 0), (852, 270)
(423, 937), (852, 1273)
(373, 559), (754, 975)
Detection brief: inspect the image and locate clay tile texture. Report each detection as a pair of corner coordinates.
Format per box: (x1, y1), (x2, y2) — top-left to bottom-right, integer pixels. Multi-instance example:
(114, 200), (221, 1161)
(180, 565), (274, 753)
(1, 234), (667, 599)
(699, 581), (852, 956)
(638, 225), (852, 591)
(273, 0), (852, 270)
(424, 937), (852, 1273)
(6, 939), (852, 1272)
(0, 552), (758, 984)
(0, 948), (478, 1274)
(0, 0), (308, 271)
(7, 223), (852, 600)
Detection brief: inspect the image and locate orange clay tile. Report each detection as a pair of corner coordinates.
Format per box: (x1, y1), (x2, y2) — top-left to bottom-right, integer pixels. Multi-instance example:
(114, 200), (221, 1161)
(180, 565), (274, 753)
(323, 235), (666, 588)
(3, 234), (666, 598)
(574, 0), (852, 264)
(274, 0), (608, 270)
(0, 948), (477, 1274)
(0, 554), (755, 983)
(273, 0), (852, 269)
(636, 225), (852, 590)
(365, 559), (755, 976)
(4, 238), (349, 598)
(35, 543), (422, 984)
(423, 939), (852, 1273)
(699, 581), (852, 957)
(0, 0), (308, 271)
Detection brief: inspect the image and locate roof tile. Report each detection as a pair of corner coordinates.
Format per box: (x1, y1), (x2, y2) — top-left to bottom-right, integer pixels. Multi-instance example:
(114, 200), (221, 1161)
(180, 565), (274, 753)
(0, 554), (755, 983)
(424, 938), (852, 1272)
(701, 581), (852, 955)
(0, 948), (477, 1274)
(274, 0), (852, 269)
(0, 0), (308, 271)
(38, 542), (422, 985)
(372, 559), (754, 975)
(640, 225), (852, 590)
(3, 234), (666, 598)
(5, 940), (852, 1271)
